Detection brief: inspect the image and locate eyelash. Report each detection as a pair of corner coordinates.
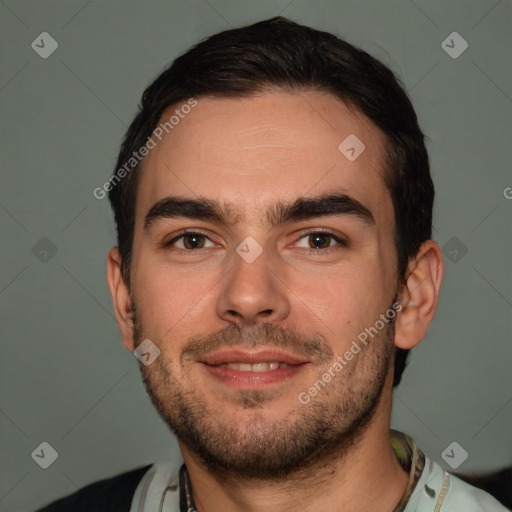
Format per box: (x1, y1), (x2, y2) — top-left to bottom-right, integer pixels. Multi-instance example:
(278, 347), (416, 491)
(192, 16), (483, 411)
(163, 229), (347, 255)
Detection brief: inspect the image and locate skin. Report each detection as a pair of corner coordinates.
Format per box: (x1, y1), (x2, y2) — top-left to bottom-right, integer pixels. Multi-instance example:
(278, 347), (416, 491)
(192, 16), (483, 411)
(107, 90), (444, 512)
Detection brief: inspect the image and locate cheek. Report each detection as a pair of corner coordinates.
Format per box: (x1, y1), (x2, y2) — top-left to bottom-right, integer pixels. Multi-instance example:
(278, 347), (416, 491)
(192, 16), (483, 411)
(291, 260), (390, 342)
(132, 253), (223, 341)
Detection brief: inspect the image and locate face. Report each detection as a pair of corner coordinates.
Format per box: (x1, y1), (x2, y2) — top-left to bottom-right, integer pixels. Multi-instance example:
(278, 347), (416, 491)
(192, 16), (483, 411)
(129, 90), (400, 478)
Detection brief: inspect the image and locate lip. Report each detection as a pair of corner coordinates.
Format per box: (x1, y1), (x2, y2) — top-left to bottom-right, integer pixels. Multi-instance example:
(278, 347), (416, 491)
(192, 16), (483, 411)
(201, 363), (307, 389)
(199, 348), (310, 390)
(200, 348), (309, 366)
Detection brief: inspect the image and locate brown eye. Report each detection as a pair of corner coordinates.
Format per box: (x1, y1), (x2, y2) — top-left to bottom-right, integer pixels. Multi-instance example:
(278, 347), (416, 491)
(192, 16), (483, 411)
(182, 233), (206, 249)
(295, 231), (347, 252)
(165, 231), (215, 250)
(308, 233), (332, 249)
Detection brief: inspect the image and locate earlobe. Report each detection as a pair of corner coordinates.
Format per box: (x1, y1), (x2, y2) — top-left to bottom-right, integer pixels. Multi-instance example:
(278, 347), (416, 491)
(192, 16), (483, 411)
(106, 247), (135, 351)
(394, 240), (444, 350)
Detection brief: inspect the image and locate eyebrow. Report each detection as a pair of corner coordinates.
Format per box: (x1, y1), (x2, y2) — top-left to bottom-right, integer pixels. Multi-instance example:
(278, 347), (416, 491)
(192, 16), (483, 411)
(144, 192), (375, 232)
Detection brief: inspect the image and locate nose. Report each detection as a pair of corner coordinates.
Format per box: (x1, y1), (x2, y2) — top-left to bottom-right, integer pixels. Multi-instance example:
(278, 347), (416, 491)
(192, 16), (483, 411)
(216, 244), (291, 327)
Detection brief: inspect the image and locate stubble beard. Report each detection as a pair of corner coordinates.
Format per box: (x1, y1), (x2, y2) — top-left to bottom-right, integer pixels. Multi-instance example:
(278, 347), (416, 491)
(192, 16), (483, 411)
(133, 307), (396, 481)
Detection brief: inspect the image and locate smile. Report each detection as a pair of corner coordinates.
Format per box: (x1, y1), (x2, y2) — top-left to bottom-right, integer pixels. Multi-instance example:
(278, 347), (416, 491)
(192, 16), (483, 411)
(217, 362), (291, 372)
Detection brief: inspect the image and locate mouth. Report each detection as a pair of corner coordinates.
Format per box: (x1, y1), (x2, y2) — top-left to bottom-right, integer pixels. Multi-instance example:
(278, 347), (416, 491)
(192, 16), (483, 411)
(215, 361), (292, 372)
(199, 349), (310, 389)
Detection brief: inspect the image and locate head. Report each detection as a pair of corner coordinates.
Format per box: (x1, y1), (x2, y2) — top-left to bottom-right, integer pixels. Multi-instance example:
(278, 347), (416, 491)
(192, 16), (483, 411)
(107, 17), (443, 479)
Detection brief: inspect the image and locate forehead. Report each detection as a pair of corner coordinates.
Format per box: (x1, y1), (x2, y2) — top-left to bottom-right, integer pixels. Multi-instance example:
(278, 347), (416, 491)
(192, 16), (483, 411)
(135, 90), (393, 228)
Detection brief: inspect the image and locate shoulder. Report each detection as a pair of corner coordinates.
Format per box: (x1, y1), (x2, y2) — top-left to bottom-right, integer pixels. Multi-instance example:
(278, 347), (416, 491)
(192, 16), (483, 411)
(34, 464), (153, 512)
(408, 457), (509, 511)
(442, 473), (510, 511)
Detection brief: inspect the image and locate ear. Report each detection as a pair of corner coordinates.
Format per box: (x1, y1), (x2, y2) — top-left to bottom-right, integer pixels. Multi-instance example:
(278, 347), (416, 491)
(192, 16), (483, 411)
(394, 240), (444, 350)
(107, 247), (135, 351)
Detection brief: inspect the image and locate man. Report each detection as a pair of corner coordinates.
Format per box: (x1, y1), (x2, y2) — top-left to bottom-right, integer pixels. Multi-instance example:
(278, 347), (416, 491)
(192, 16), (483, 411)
(36, 16), (507, 512)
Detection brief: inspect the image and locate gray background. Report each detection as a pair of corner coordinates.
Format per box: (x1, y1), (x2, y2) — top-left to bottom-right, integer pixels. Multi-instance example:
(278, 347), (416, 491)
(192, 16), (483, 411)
(0, 0), (511, 510)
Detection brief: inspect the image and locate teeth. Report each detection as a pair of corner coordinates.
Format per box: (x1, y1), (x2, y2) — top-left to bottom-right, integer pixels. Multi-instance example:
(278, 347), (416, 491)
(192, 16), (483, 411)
(224, 362), (287, 372)
(251, 363), (269, 372)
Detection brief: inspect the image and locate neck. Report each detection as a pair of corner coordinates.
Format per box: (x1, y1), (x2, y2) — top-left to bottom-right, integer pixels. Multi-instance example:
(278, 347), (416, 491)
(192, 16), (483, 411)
(179, 387), (409, 512)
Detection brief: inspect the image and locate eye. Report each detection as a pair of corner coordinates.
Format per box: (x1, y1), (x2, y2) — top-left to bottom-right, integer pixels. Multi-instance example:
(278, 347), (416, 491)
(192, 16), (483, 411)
(164, 231), (217, 250)
(163, 230), (346, 254)
(295, 231), (347, 251)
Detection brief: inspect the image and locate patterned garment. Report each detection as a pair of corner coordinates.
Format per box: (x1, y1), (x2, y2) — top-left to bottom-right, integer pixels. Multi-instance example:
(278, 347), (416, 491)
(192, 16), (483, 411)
(391, 429), (425, 510)
(129, 430), (508, 511)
